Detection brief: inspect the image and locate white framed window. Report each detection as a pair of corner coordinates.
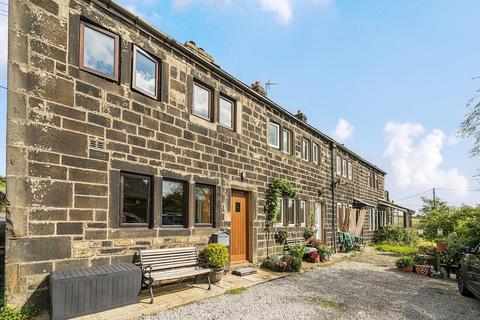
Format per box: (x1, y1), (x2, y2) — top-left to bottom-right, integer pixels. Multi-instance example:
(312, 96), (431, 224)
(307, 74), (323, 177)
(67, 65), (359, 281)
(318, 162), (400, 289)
(287, 198), (296, 226)
(336, 156), (342, 175)
(193, 82), (212, 120)
(302, 139), (309, 161)
(347, 162), (352, 180)
(268, 122), (280, 148)
(219, 96), (234, 129)
(276, 198), (284, 226)
(312, 143), (319, 164)
(299, 200), (306, 226)
(369, 208), (373, 231)
(342, 159), (347, 178)
(337, 202), (343, 231)
(282, 129), (291, 154)
(132, 46), (159, 99)
(79, 21), (120, 81)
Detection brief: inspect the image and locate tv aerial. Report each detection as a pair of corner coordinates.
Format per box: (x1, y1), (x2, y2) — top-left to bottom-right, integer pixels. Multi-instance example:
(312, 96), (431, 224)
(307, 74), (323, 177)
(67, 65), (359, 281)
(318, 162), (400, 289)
(265, 79), (279, 96)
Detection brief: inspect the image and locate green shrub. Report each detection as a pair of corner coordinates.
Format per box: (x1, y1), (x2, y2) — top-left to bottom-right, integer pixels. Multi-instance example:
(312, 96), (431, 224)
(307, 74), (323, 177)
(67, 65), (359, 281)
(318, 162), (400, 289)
(303, 228), (315, 240)
(317, 245), (332, 256)
(284, 254), (302, 272)
(288, 243), (307, 260)
(395, 256), (415, 268)
(373, 225), (417, 245)
(260, 257), (276, 270)
(202, 244), (228, 269)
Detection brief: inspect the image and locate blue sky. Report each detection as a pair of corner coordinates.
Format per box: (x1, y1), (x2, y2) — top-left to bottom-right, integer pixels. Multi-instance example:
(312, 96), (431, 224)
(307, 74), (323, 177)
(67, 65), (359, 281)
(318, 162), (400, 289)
(1, 0), (479, 210)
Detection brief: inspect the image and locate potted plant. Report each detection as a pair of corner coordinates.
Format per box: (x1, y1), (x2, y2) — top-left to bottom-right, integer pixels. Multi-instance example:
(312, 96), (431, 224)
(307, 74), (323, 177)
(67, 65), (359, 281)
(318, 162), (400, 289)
(317, 245), (332, 262)
(275, 230), (288, 244)
(303, 228), (315, 242)
(202, 243), (229, 283)
(395, 256), (414, 272)
(415, 264), (431, 276)
(309, 251), (320, 263)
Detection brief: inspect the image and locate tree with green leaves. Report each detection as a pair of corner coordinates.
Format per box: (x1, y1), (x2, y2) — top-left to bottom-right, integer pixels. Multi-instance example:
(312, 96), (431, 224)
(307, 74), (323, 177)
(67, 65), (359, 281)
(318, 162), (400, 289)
(459, 84), (480, 178)
(419, 196), (449, 216)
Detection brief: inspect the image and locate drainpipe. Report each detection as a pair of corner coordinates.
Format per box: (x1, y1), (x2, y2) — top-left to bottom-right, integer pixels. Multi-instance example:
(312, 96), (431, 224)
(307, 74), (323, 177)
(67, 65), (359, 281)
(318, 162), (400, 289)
(330, 142), (337, 253)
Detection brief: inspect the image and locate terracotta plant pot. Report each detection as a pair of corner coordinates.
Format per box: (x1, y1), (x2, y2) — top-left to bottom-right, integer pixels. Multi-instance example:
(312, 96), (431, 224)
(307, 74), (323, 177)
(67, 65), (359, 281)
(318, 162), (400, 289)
(436, 241), (447, 252)
(210, 268), (224, 284)
(415, 265), (430, 276)
(401, 265), (414, 273)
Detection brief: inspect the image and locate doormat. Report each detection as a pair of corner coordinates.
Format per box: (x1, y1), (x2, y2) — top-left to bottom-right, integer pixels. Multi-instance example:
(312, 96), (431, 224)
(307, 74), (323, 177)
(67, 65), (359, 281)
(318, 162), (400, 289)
(232, 267), (257, 277)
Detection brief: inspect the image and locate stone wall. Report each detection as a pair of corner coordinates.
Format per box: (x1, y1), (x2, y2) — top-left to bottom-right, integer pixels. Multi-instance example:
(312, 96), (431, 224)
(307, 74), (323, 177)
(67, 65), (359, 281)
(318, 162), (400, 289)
(5, 0), (386, 309)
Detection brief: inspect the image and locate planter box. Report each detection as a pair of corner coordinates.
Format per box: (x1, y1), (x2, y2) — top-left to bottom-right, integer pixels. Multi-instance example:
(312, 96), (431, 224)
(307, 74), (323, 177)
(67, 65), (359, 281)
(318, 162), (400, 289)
(401, 265), (414, 273)
(415, 265), (430, 276)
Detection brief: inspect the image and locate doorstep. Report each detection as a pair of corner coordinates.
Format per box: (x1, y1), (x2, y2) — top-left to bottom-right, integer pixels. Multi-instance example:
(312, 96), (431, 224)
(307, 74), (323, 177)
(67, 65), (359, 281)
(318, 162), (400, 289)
(58, 269), (287, 320)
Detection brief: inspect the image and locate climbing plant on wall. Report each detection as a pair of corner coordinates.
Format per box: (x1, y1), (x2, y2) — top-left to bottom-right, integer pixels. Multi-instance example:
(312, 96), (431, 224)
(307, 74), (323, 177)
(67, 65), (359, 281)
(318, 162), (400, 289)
(264, 178), (296, 257)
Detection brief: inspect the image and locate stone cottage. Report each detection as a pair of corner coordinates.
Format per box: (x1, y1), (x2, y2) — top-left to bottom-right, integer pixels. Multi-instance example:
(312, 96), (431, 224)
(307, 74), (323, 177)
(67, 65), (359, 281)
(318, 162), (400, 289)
(4, 0), (413, 309)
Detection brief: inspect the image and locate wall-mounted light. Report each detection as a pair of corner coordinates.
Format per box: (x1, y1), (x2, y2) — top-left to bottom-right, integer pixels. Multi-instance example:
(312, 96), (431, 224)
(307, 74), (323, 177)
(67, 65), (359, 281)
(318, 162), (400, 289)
(240, 171), (246, 181)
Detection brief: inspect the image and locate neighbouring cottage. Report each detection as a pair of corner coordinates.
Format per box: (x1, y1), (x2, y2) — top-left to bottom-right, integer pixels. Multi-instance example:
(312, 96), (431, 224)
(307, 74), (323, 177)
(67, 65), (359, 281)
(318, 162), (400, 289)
(4, 0), (413, 310)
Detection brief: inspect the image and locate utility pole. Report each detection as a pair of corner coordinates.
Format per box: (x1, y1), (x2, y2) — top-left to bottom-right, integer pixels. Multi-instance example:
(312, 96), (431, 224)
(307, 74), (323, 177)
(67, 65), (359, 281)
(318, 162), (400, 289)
(432, 188), (436, 209)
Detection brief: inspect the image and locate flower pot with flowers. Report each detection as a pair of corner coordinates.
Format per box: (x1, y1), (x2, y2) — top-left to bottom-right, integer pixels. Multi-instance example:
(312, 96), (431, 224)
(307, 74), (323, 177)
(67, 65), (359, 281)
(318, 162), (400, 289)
(395, 256), (414, 272)
(317, 245), (333, 262)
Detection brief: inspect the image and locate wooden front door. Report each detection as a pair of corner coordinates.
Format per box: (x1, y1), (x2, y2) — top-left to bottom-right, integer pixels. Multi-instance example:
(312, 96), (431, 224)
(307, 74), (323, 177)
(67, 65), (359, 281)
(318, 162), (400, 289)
(230, 190), (249, 263)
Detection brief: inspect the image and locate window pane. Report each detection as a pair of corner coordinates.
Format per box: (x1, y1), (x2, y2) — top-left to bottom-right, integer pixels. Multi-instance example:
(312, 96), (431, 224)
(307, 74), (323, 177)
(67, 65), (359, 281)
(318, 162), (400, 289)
(121, 174), (150, 224)
(193, 83), (210, 119)
(268, 123), (279, 148)
(342, 160), (347, 177)
(288, 198), (295, 225)
(337, 157), (341, 175)
(313, 144), (318, 163)
(162, 180), (186, 226)
(219, 97), (233, 128)
(282, 130), (290, 153)
(83, 26), (116, 77)
(134, 48), (157, 97)
(277, 198), (284, 225)
(195, 185), (213, 224)
(348, 162), (352, 179)
(302, 140), (309, 161)
(300, 201), (306, 225)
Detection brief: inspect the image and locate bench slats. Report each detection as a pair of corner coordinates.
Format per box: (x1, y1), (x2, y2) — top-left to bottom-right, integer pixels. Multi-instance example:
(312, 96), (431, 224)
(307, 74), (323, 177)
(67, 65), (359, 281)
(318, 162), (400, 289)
(150, 267), (210, 282)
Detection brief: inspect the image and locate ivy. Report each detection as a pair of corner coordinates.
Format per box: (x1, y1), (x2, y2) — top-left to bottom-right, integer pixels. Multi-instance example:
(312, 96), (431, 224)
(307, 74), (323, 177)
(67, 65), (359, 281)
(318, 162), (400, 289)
(264, 178), (296, 257)
(264, 178), (296, 231)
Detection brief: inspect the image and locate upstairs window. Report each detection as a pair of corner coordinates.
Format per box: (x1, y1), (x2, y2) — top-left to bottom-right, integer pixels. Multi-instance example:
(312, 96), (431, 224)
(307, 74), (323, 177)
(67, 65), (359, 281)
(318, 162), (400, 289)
(162, 179), (188, 227)
(132, 46), (158, 99)
(302, 139), (309, 161)
(312, 143), (319, 164)
(79, 22), (119, 81)
(299, 200), (306, 226)
(342, 159), (347, 178)
(282, 129), (291, 154)
(268, 122), (280, 148)
(336, 156), (342, 175)
(193, 82), (212, 120)
(219, 96), (234, 129)
(195, 184), (215, 226)
(347, 162), (353, 180)
(120, 173), (152, 227)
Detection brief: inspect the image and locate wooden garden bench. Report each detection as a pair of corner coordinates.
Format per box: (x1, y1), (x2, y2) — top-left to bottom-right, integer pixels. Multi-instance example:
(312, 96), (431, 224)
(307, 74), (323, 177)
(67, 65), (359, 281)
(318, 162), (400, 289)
(284, 238), (317, 254)
(139, 247), (212, 303)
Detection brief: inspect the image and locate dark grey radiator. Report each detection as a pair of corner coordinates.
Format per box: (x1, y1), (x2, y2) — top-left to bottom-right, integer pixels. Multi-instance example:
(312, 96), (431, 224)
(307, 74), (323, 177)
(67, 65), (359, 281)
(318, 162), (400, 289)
(49, 263), (142, 320)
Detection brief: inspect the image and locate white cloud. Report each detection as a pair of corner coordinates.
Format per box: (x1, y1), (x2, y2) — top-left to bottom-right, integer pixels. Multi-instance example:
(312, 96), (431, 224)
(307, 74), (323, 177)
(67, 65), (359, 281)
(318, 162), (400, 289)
(171, 0), (331, 24)
(332, 118), (354, 143)
(384, 122), (469, 199)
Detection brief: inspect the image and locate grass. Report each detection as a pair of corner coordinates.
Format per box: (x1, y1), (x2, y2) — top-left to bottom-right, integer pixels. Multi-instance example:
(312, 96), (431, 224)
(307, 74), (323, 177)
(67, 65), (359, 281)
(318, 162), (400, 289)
(313, 298), (346, 311)
(375, 242), (418, 255)
(226, 287), (246, 295)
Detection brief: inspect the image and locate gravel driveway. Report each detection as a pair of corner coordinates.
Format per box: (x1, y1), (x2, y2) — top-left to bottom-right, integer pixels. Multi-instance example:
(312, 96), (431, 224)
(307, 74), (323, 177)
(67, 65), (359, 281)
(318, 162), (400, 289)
(146, 250), (480, 320)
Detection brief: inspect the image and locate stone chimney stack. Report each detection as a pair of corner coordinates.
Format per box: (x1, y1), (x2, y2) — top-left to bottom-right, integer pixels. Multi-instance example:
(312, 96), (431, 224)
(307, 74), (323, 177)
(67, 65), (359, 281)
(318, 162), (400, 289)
(250, 81), (266, 96)
(184, 40), (215, 63)
(295, 110), (307, 122)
